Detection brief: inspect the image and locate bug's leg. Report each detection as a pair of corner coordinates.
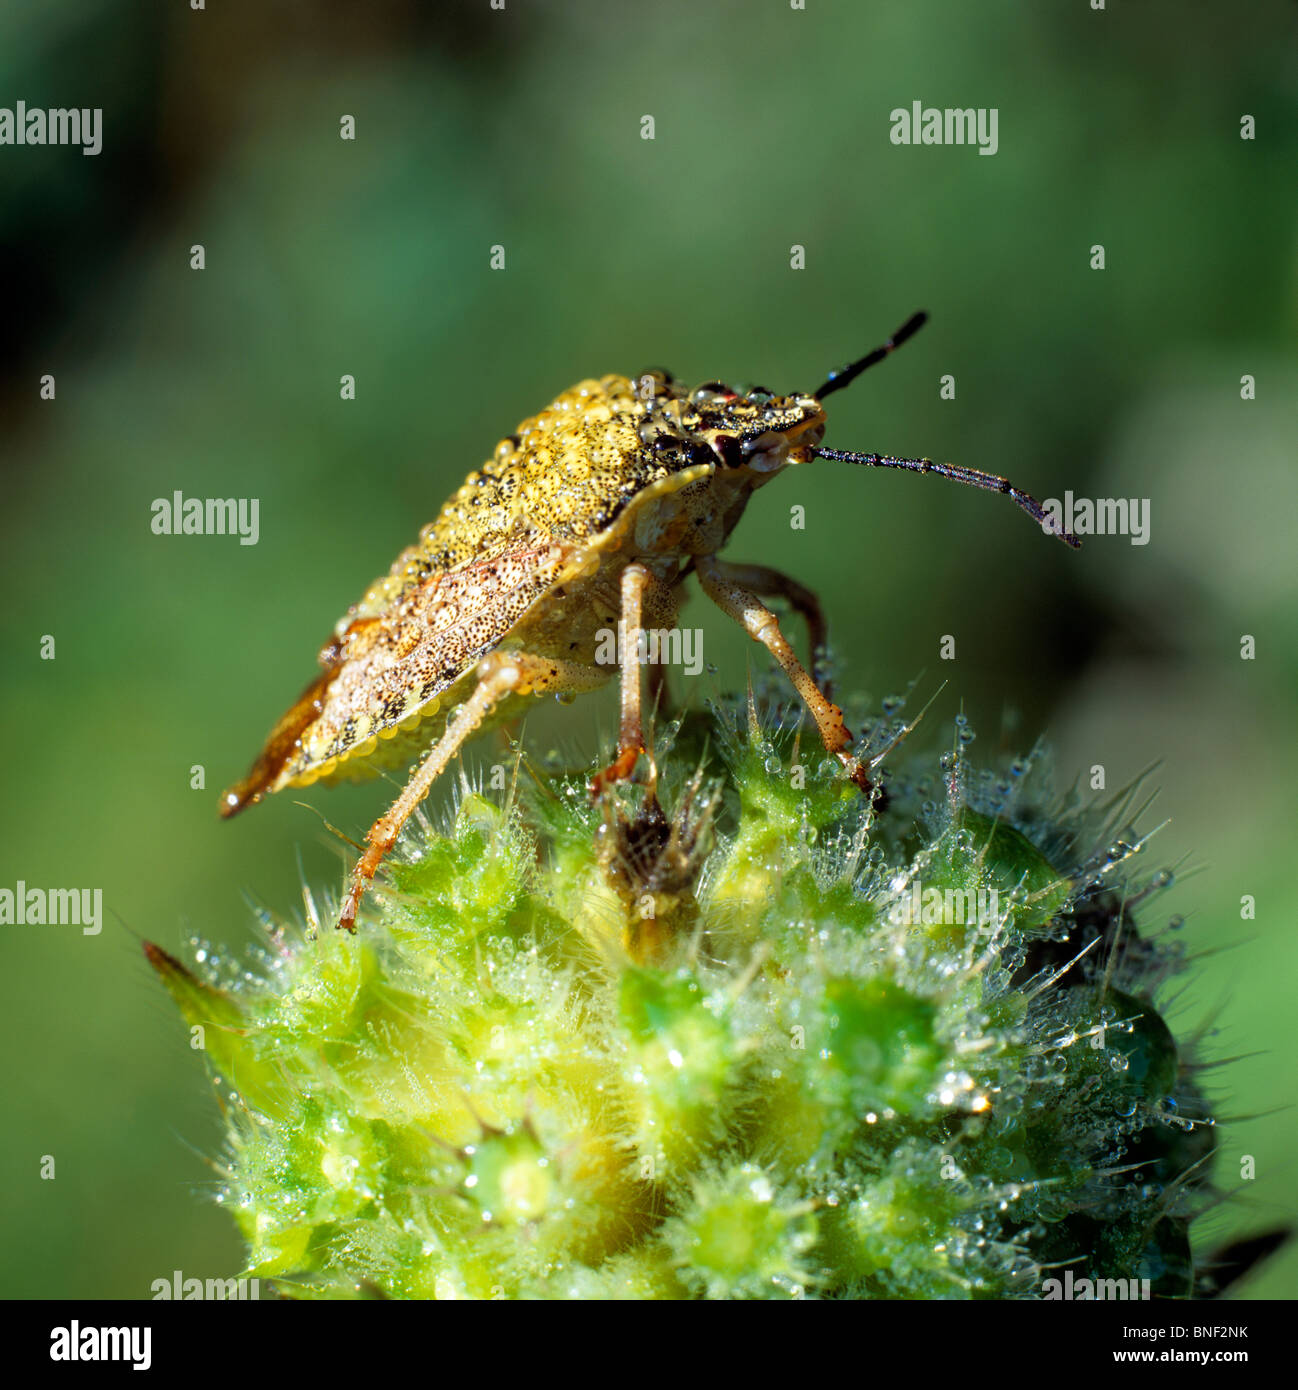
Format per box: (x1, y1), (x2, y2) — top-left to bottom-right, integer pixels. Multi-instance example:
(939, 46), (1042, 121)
(590, 562), (680, 796)
(338, 650), (608, 930)
(706, 561), (832, 700)
(695, 554), (875, 797)
(591, 563), (652, 795)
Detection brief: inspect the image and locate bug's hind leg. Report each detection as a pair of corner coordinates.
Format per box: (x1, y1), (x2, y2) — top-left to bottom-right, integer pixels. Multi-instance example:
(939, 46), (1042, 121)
(695, 553), (876, 798)
(338, 650), (607, 930)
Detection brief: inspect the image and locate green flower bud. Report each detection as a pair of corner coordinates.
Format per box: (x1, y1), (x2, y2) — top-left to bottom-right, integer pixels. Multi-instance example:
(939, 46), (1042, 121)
(147, 698), (1240, 1299)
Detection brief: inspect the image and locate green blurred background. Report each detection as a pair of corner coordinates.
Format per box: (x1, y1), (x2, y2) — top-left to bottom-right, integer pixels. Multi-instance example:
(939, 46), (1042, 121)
(2, 0), (1295, 1299)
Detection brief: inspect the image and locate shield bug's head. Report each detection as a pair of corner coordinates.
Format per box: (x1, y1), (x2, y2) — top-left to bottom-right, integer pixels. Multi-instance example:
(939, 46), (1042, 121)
(639, 373), (826, 482)
(681, 381), (827, 475)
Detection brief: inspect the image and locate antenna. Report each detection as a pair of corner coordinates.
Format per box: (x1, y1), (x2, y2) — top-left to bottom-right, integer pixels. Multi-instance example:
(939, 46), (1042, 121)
(813, 311), (928, 399)
(812, 447), (1081, 548)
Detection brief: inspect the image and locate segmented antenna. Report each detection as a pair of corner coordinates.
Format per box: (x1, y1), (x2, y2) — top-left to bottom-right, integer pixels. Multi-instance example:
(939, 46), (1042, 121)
(813, 311), (928, 400)
(812, 448), (1081, 548)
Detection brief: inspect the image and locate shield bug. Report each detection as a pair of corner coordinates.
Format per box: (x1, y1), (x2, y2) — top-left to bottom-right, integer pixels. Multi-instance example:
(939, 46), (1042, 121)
(221, 311), (1079, 930)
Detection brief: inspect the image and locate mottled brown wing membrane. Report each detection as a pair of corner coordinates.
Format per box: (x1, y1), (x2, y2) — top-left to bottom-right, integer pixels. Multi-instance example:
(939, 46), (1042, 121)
(220, 663), (345, 816)
(221, 538), (578, 815)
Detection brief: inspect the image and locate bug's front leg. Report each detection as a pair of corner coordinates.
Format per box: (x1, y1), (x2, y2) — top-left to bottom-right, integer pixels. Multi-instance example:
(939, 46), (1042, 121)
(338, 649), (608, 931)
(695, 553), (876, 799)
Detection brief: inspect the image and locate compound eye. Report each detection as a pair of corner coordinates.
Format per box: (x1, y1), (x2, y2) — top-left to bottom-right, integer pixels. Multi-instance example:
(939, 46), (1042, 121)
(709, 432), (744, 469)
